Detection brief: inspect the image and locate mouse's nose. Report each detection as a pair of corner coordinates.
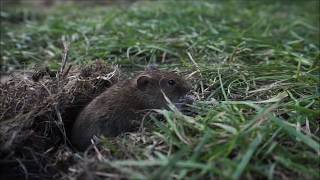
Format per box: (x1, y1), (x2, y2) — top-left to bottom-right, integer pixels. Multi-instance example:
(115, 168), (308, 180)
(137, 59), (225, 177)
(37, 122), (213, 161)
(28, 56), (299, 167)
(176, 94), (196, 106)
(184, 94), (196, 104)
(175, 94), (196, 115)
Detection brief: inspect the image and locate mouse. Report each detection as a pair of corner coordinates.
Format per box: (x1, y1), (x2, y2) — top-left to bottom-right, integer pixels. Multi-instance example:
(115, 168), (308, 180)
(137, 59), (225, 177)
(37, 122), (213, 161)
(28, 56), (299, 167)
(71, 66), (192, 150)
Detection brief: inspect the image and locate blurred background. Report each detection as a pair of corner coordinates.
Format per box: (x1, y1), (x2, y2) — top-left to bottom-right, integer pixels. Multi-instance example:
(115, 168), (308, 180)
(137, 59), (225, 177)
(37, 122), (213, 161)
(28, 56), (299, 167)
(1, 0), (137, 7)
(1, 0), (318, 73)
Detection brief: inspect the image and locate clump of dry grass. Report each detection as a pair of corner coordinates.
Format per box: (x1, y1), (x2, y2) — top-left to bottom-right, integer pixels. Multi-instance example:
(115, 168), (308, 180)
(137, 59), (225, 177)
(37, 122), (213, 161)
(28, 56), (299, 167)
(0, 53), (120, 179)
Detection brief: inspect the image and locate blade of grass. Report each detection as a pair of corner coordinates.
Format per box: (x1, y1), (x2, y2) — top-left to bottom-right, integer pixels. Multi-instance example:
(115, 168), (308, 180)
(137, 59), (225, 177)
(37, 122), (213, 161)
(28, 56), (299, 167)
(232, 134), (263, 180)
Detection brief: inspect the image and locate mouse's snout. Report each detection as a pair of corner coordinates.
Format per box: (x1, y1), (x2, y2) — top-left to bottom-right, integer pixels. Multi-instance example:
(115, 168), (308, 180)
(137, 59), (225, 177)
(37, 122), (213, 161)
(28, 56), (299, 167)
(182, 94), (196, 105)
(175, 94), (196, 110)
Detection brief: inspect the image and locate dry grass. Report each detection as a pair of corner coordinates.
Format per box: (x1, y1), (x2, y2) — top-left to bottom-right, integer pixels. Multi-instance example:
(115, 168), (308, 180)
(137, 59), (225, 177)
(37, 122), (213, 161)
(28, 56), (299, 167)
(0, 46), (120, 179)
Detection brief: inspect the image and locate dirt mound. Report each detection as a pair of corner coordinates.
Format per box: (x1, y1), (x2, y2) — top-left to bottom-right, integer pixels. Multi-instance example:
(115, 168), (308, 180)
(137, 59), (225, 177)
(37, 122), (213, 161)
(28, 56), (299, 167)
(0, 60), (120, 179)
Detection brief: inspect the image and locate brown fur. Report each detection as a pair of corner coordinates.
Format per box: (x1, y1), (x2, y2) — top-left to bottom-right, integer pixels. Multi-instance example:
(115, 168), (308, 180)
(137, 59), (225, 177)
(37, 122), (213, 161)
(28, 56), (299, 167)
(71, 68), (191, 150)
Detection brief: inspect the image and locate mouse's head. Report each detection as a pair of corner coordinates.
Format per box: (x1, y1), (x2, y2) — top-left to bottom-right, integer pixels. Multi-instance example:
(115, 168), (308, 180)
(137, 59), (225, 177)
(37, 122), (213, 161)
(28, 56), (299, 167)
(134, 67), (192, 109)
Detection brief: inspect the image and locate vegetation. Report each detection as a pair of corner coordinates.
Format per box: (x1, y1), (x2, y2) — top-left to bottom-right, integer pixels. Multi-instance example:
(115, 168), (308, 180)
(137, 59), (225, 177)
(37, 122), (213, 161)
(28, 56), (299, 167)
(1, 0), (319, 179)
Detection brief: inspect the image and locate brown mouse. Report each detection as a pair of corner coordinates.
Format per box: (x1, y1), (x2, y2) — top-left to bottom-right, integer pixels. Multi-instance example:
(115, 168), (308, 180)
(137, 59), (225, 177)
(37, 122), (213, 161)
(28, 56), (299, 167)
(71, 67), (192, 150)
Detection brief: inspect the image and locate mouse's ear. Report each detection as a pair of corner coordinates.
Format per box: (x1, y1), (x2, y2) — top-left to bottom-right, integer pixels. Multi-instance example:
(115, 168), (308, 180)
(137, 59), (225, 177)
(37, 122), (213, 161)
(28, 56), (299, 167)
(137, 75), (151, 91)
(146, 64), (158, 71)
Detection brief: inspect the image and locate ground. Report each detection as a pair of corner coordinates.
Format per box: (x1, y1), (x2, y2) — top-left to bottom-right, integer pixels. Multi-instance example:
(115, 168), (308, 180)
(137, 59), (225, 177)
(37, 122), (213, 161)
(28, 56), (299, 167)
(0, 0), (319, 179)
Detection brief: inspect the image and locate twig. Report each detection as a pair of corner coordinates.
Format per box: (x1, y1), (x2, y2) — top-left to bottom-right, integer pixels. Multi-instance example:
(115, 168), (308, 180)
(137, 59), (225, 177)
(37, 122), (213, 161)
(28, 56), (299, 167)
(62, 64), (72, 78)
(161, 52), (167, 63)
(94, 171), (122, 179)
(54, 104), (67, 144)
(39, 81), (67, 144)
(92, 139), (104, 161)
(54, 38), (71, 144)
(139, 111), (151, 136)
(59, 39), (70, 78)
(16, 158), (29, 180)
(187, 52), (204, 98)
(185, 70), (198, 79)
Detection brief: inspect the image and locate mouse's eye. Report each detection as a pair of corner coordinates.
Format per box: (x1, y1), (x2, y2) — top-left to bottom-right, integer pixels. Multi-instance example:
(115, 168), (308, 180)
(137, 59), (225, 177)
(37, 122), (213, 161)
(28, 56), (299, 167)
(168, 80), (176, 86)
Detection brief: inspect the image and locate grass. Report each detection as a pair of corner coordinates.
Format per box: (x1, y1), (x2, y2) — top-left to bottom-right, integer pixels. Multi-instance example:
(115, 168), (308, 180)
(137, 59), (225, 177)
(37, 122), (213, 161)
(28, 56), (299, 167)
(1, 0), (319, 179)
